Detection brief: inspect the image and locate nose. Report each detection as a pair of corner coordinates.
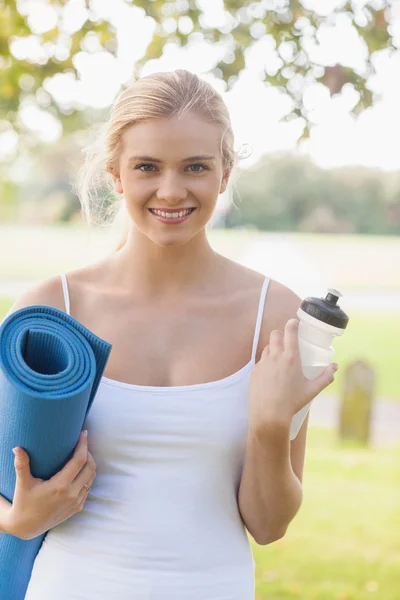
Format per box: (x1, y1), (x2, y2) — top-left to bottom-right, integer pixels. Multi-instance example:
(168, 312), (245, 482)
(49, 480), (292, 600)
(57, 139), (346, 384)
(156, 171), (188, 205)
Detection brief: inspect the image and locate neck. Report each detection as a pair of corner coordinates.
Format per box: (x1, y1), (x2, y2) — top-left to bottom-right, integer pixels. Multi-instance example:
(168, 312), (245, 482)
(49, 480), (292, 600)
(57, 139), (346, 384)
(110, 226), (222, 298)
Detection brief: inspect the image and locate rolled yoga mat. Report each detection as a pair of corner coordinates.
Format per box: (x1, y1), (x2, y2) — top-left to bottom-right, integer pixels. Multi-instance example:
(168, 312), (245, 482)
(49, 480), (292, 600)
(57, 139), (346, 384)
(0, 305), (112, 599)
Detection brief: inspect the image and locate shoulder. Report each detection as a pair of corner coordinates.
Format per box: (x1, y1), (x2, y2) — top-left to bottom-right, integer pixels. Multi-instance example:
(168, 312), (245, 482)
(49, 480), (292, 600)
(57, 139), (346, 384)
(220, 257), (302, 357)
(265, 278), (302, 330)
(3, 274), (66, 321)
(259, 278), (303, 350)
(219, 257), (302, 348)
(2, 260), (112, 325)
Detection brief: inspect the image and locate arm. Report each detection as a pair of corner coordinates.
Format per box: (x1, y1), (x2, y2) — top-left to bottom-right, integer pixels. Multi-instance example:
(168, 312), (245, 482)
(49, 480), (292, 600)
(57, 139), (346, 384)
(0, 276), (68, 535)
(238, 412), (309, 545)
(238, 282), (309, 545)
(2, 275), (65, 323)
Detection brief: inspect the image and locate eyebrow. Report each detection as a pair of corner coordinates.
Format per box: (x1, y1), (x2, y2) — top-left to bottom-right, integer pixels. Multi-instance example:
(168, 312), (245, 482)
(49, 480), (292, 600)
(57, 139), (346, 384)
(127, 155), (216, 164)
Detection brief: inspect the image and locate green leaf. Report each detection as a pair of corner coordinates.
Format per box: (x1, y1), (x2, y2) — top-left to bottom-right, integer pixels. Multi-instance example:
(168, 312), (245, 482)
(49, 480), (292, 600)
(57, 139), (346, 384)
(0, 0), (394, 157)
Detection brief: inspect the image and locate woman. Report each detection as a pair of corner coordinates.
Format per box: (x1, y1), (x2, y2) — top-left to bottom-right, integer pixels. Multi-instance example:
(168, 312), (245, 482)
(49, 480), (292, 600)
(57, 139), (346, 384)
(4, 70), (337, 599)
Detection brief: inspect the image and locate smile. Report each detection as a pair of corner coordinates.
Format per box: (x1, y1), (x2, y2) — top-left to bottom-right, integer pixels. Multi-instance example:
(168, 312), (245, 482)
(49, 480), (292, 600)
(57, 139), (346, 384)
(148, 208), (196, 223)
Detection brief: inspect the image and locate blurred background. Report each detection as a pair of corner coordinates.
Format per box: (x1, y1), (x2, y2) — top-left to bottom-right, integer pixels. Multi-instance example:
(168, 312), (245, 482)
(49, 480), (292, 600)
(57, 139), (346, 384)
(0, 0), (399, 598)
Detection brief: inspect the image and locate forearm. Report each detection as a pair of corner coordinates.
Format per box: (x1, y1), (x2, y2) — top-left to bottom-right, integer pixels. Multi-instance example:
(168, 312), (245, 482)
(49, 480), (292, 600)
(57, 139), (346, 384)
(238, 420), (303, 545)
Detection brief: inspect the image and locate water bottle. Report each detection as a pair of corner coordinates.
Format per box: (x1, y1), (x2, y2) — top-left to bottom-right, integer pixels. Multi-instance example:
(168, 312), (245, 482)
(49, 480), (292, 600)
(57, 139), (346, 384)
(290, 288), (350, 440)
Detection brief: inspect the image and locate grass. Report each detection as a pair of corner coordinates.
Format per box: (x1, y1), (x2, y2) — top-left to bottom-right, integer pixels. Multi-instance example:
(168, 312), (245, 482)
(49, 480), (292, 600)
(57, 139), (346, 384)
(294, 233), (400, 292)
(320, 309), (400, 399)
(0, 224), (255, 281)
(1, 225), (400, 290)
(251, 427), (400, 600)
(0, 297), (14, 320)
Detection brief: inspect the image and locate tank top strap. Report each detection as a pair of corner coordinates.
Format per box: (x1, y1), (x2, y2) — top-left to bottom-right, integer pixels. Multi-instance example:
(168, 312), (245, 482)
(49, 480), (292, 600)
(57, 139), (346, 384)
(251, 276), (271, 362)
(60, 273), (70, 316)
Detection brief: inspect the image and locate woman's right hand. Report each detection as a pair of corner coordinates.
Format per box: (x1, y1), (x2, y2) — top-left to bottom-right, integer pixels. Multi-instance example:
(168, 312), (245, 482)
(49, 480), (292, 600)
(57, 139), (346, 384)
(4, 430), (97, 540)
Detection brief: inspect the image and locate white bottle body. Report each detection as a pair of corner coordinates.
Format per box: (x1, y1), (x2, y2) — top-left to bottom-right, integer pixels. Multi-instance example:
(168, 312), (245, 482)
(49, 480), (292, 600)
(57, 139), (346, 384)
(289, 308), (344, 440)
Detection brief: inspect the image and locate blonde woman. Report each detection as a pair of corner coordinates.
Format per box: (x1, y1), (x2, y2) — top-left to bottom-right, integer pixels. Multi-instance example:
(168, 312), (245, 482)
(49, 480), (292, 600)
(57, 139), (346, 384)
(2, 70), (337, 599)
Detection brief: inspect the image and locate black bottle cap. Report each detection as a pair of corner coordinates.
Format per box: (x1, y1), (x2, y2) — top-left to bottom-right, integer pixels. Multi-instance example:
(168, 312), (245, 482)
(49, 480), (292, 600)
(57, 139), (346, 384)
(300, 288), (349, 330)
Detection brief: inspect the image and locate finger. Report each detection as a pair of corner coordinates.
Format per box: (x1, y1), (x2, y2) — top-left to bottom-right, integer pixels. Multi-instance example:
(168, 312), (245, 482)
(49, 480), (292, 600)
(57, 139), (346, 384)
(269, 329), (284, 357)
(75, 480), (92, 506)
(71, 454), (96, 495)
(283, 318), (300, 356)
(51, 431), (88, 487)
(73, 467), (96, 499)
(13, 447), (33, 489)
(259, 343), (269, 362)
(308, 363), (338, 397)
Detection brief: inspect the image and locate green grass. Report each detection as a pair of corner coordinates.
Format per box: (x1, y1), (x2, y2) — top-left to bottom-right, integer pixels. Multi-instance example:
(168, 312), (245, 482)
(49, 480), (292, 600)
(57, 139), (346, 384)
(0, 297), (14, 320)
(322, 309), (400, 400)
(293, 233), (400, 291)
(2, 225), (400, 289)
(251, 427), (400, 600)
(0, 224), (255, 280)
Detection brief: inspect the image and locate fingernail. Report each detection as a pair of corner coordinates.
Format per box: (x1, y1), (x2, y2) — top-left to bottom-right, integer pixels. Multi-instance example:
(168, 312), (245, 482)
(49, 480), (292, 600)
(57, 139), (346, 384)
(12, 447), (20, 456)
(333, 364), (339, 372)
(83, 430), (88, 438)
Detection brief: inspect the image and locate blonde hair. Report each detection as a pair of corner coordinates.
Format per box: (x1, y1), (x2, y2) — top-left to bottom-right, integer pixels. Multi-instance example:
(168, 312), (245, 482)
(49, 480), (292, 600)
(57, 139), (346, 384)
(74, 69), (241, 252)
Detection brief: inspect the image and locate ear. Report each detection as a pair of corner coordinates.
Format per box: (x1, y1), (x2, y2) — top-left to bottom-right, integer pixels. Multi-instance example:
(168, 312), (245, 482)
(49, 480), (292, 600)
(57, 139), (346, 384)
(219, 166), (232, 195)
(109, 168), (123, 194)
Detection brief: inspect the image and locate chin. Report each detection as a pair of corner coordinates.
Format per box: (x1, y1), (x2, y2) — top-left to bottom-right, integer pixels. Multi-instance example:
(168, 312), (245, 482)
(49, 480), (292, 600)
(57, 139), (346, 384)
(149, 233), (197, 247)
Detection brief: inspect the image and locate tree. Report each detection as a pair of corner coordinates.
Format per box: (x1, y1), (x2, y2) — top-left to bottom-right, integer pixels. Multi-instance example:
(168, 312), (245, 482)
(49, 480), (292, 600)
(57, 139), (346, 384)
(0, 0), (396, 156)
(225, 152), (396, 234)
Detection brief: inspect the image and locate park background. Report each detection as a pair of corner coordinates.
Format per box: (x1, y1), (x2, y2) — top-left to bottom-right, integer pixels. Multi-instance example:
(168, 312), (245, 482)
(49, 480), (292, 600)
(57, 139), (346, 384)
(0, 1), (399, 599)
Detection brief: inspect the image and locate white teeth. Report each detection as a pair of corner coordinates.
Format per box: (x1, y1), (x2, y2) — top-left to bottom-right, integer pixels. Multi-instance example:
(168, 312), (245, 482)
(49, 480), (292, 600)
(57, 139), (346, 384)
(151, 209), (192, 218)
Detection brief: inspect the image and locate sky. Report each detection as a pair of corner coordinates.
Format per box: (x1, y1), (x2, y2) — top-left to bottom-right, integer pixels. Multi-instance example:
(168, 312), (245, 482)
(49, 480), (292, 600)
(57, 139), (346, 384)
(2, 0), (400, 172)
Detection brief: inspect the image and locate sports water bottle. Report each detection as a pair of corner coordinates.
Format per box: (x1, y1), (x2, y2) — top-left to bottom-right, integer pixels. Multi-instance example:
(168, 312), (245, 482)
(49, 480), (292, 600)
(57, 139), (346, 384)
(290, 288), (350, 440)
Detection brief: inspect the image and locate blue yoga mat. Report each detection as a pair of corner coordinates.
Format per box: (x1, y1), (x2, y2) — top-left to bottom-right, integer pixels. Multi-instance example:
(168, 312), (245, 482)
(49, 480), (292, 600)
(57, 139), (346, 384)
(0, 305), (112, 599)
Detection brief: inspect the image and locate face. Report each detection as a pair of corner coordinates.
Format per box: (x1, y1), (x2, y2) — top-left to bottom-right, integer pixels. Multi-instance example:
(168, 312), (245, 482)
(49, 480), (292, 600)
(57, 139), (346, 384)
(110, 113), (231, 247)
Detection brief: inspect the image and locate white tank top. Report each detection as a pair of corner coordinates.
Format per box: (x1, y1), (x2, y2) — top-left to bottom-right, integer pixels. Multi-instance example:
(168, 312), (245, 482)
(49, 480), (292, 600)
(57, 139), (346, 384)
(25, 273), (271, 600)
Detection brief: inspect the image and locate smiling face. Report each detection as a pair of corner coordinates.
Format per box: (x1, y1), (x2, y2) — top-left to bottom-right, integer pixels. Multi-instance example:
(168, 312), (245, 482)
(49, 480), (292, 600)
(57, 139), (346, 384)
(110, 113), (232, 247)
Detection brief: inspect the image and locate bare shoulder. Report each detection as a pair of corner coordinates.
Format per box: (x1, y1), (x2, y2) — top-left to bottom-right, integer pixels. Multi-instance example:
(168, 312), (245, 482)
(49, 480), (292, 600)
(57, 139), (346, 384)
(265, 278), (302, 330)
(3, 274), (66, 322)
(259, 278), (303, 350)
(220, 257), (302, 354)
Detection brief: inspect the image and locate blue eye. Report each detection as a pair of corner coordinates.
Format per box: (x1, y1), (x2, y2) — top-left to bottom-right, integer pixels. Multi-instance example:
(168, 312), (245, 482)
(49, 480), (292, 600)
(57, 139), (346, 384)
(135, 163), (209, 172)
(136, 163), (155, 172)
(188, 164), (208, 172)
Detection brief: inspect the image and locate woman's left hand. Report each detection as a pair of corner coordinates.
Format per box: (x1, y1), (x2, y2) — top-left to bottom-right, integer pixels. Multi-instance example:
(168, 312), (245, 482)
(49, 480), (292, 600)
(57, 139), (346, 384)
(248, 318), (338, 431)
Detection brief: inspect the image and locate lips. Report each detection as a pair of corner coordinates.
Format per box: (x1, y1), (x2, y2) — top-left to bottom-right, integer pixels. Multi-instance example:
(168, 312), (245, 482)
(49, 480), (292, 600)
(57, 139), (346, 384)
(148, 208), (195, 218)
(148, 207), (196, 224)
(148, 208), (195, 214)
